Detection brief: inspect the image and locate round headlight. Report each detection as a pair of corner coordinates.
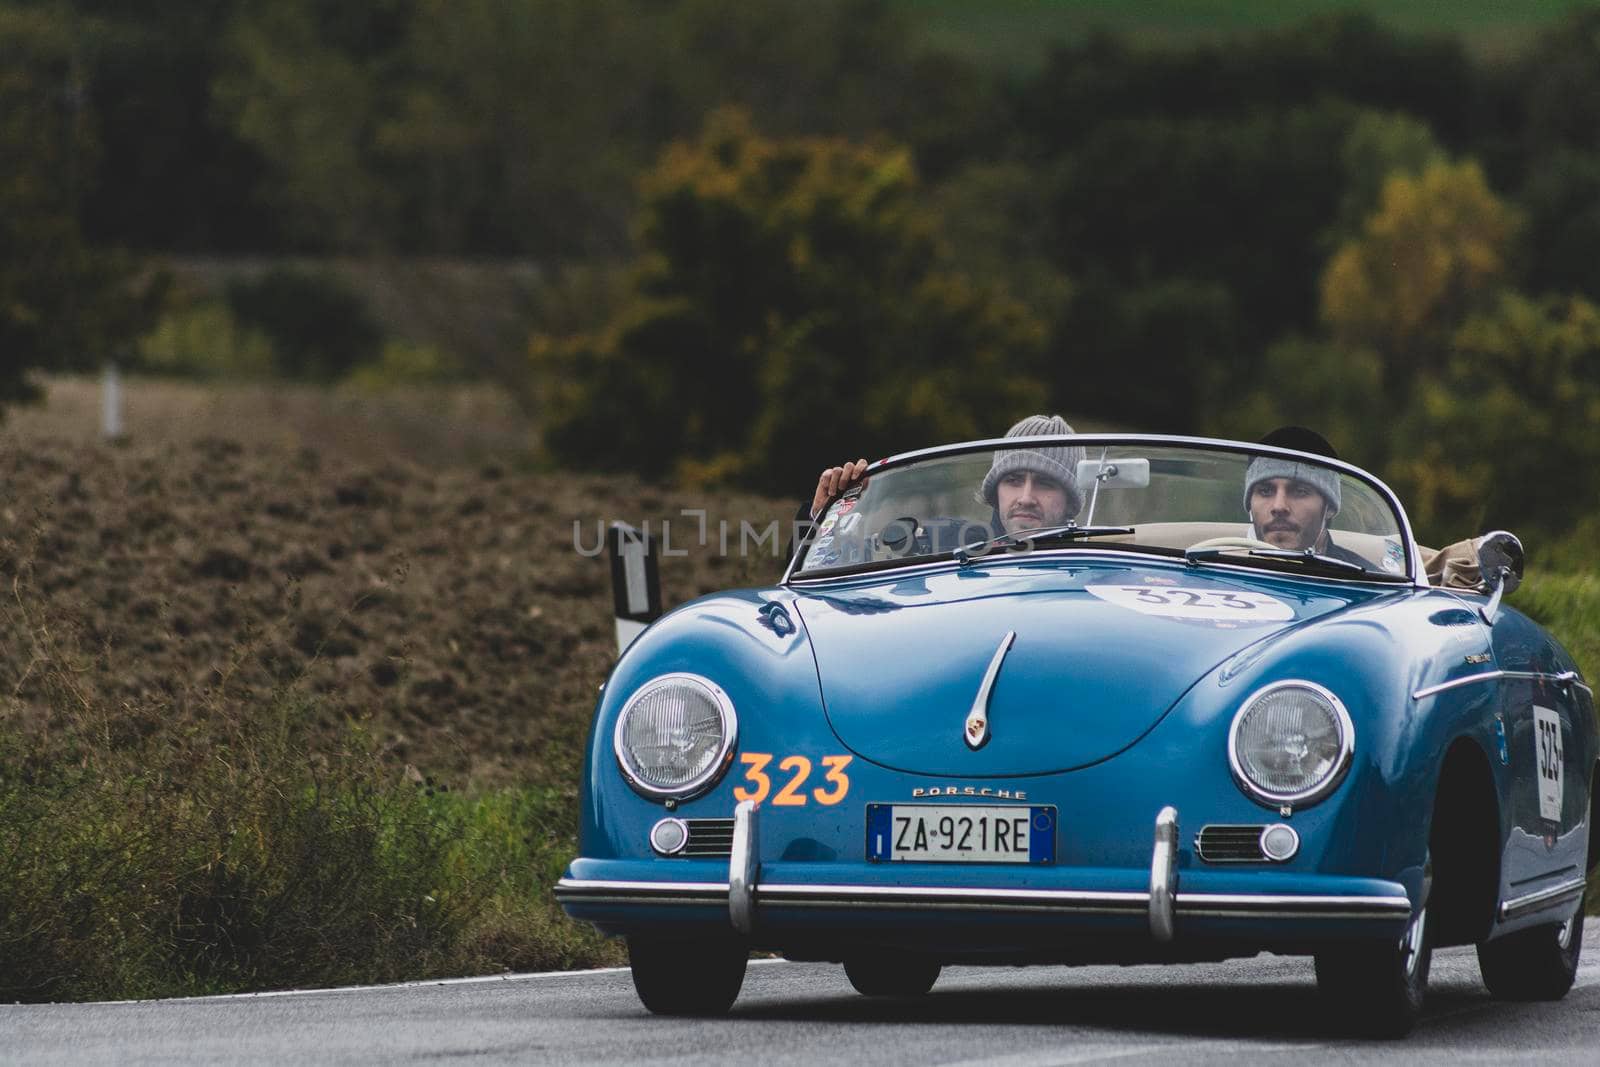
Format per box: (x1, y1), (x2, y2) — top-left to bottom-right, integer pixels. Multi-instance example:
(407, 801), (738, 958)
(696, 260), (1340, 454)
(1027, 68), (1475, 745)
(613, 673), (737, 799)
(1228, 681), (1353, 808)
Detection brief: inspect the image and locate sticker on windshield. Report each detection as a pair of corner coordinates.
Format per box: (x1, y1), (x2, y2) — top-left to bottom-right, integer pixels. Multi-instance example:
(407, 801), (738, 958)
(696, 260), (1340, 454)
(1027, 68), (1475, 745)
(1086, 584), (1294, 625)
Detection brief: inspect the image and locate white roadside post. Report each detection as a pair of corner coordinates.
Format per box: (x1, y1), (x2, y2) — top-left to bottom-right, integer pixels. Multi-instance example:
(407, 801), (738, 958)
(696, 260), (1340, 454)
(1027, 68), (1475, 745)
(101, 362), (123, 440)
(608, 522), (663, 654)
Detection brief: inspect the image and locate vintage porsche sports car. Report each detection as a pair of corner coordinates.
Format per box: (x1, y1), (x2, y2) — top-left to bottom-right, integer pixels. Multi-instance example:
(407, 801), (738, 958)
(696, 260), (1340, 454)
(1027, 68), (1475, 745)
(555, 434), (1597, 1036)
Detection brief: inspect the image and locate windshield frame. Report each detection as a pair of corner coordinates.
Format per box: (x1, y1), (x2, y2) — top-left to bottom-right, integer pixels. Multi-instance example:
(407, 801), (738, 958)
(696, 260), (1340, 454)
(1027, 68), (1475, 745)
(781, 433), (1423, 588)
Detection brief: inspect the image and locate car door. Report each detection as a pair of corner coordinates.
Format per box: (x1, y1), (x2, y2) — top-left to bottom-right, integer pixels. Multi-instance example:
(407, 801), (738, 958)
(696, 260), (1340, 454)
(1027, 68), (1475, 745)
(1490, 607), (1587, 928)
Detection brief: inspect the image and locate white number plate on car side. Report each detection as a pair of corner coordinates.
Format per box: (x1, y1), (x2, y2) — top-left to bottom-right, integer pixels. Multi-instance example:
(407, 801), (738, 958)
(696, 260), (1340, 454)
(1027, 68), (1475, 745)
(866, 804), (1056, 863)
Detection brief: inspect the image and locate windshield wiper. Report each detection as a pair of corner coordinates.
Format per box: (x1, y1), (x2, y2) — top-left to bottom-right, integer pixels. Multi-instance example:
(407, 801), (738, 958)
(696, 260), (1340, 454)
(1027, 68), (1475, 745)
(1183, 545), (1369, 575)
(956, 524), (1134, 566)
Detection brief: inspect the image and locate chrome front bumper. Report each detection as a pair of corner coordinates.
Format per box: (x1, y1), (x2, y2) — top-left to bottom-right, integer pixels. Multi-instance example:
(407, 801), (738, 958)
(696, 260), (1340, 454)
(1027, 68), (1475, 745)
(554, 802), (1417, 935)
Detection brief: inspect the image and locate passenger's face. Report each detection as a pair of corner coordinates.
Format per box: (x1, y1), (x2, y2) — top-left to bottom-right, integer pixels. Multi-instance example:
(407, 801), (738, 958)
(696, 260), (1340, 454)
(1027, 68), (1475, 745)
(1249, 477), (1330, 550)
(997, 470), (1072, 534)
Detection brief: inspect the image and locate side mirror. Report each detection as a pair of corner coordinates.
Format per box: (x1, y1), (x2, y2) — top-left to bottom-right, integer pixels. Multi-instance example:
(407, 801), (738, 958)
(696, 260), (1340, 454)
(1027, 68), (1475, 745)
(1475, 530), (1523, 623)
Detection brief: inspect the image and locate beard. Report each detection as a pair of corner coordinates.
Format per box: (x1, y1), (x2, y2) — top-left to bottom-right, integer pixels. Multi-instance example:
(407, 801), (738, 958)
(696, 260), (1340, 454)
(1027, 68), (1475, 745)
(1003, 506), (1062, 534)
(1257, 519), (1318, 550)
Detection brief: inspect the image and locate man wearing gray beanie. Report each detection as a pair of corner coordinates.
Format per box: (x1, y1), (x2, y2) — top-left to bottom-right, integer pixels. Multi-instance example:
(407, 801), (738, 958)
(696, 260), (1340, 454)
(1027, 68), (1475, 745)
(807, 414), (1084, 535)
(1243, 427), (1368, 566)
(979, 414), (1085, 534)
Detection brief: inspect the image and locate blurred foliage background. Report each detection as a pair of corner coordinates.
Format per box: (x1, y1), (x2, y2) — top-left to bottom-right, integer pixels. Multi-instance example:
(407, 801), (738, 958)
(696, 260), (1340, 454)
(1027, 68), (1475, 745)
(5, 0), (1600, 552)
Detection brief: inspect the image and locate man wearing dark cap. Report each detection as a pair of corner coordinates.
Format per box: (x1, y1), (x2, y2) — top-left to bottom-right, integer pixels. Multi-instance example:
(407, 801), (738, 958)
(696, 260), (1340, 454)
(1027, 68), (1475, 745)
(1244, 427), (1369, 567)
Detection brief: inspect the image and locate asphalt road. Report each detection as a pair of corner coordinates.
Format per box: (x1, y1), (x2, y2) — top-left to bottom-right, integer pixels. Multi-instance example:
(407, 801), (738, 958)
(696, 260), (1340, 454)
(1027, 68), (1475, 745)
(5, 927), (1598, 1065)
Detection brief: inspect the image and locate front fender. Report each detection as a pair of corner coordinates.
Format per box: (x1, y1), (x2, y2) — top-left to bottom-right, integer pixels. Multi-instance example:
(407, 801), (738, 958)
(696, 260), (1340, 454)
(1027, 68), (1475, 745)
(1182, 588), (1500, 906)
(579, 589), (830, 858)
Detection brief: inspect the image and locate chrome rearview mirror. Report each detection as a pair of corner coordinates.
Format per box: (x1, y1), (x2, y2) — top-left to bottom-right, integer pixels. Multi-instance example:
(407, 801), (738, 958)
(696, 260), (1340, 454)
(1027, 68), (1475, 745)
(1475, 530), (1523, 624)
(1075, 458), (1151, 490)
(1078, 457), (1150, 526)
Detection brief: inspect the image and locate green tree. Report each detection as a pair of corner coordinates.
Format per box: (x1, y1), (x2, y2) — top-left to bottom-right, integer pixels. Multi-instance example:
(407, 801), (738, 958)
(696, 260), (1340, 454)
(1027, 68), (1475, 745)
(1331, 110), (1446, 245)
(1047, 102), (1359, 350)
(0, 5), (153, 415)
(1207, 337), (1386, 469)
(1052, 278), (1238, 436)
(1520, 148), (1600, 303)
(211, 0), (401, 250)
(1514, 7), (1600, 160)
(1320, 160), (1517, 401)
(1392, 293), (1600, 543)
(531, 109), (1044, 492)
(48, 0), (278, 251)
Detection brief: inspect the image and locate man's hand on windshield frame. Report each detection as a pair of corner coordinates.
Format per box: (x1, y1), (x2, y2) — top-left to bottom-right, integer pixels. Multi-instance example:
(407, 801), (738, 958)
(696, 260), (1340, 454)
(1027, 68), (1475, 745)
(811, 459), (869, 519)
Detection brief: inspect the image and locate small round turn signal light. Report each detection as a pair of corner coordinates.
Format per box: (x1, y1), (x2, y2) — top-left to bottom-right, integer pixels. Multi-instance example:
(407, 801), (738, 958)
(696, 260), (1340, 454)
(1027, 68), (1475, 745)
(649, 817), (689, 856)
(1259, 823), (1300, 862)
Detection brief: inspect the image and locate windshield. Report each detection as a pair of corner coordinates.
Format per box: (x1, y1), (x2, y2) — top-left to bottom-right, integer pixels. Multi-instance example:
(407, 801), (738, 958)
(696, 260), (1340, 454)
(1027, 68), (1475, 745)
(795, 438), (1411, 581)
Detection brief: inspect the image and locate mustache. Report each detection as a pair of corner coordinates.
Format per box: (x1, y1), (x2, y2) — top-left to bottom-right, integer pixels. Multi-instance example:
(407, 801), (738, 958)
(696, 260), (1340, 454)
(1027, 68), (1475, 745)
(1263, 520), (1300, 532)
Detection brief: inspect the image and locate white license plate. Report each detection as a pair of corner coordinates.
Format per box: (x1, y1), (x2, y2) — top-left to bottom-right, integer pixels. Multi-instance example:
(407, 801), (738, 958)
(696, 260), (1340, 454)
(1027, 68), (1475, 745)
(866, 804), (1055, 863)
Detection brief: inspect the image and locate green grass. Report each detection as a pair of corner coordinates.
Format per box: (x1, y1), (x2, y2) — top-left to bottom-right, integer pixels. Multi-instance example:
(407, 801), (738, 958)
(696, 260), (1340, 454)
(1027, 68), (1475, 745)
(0, 700), (617, 1001)
(1518, 569), (1600, 913)
(896, 0), (1583, 69)
(1519, 570), (1600, 691)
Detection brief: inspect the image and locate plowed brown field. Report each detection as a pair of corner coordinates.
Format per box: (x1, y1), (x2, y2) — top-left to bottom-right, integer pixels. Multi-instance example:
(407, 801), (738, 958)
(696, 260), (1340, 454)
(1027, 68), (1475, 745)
(1, 382), (791, 788)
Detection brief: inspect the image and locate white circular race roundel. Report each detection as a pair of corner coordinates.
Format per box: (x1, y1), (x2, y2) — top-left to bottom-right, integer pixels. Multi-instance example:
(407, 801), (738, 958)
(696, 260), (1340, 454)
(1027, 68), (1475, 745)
(1086, 584), (1294, 625)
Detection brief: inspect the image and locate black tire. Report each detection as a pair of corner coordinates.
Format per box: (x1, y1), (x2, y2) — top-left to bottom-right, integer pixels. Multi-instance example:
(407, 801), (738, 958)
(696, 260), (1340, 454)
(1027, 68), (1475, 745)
(843, 954), (941, 997)
(1477, 899), (1585, 1001)
(1314, 904), (1432, 1039)
(628, 935), (749, 1015)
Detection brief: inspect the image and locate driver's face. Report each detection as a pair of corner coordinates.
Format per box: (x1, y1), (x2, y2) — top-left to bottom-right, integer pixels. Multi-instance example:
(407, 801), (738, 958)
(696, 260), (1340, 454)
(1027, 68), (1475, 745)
(1249, 477), (1330, 550)
(997, 470), (1072, 534)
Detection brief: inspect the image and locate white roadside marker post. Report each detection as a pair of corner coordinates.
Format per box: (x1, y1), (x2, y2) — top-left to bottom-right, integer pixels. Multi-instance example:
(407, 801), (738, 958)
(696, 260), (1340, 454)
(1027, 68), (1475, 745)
(101, 362), (123, 440)
(608, 522), (662, 655)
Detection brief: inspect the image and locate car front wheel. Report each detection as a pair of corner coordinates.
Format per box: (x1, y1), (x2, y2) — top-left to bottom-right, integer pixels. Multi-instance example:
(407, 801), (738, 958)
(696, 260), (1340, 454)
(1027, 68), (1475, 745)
(628, 935), (749, 1015)
(1477, 897), (1585, 1001)
(1314, 903), (1431, 1038)
(843, 954), (942, 997)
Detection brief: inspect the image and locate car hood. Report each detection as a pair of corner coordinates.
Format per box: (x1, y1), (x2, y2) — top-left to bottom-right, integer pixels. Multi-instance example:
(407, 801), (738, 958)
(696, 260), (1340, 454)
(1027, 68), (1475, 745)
(792, 558), (1389, 776)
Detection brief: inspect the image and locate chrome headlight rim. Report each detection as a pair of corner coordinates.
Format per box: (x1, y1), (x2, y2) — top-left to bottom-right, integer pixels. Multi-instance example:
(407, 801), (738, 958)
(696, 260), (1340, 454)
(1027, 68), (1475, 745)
(1227, 679), (1354, 809)
(612, 672), (739, 801)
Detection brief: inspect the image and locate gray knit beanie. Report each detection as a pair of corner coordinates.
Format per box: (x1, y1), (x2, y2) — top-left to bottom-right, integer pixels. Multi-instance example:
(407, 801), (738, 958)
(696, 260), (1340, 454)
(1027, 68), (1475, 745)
(1242, 456), (1341, 517)
(979, 415), (1085, 516)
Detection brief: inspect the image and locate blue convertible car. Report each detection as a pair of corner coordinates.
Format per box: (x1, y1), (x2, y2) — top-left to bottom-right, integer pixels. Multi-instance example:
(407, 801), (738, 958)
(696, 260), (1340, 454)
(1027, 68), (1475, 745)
(555, 434), (1596, 1036)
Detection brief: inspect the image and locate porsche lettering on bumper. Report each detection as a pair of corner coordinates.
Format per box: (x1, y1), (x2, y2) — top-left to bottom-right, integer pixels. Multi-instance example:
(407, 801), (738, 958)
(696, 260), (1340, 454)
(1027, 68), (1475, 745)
(911, 786), (1028, 800)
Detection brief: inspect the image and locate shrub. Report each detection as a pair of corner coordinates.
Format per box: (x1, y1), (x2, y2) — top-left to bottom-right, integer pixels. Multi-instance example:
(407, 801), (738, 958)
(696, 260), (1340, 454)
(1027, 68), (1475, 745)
(137, 300), (279, 379)
(344, 340), (468, 389)
(225, 268), (384, 383)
